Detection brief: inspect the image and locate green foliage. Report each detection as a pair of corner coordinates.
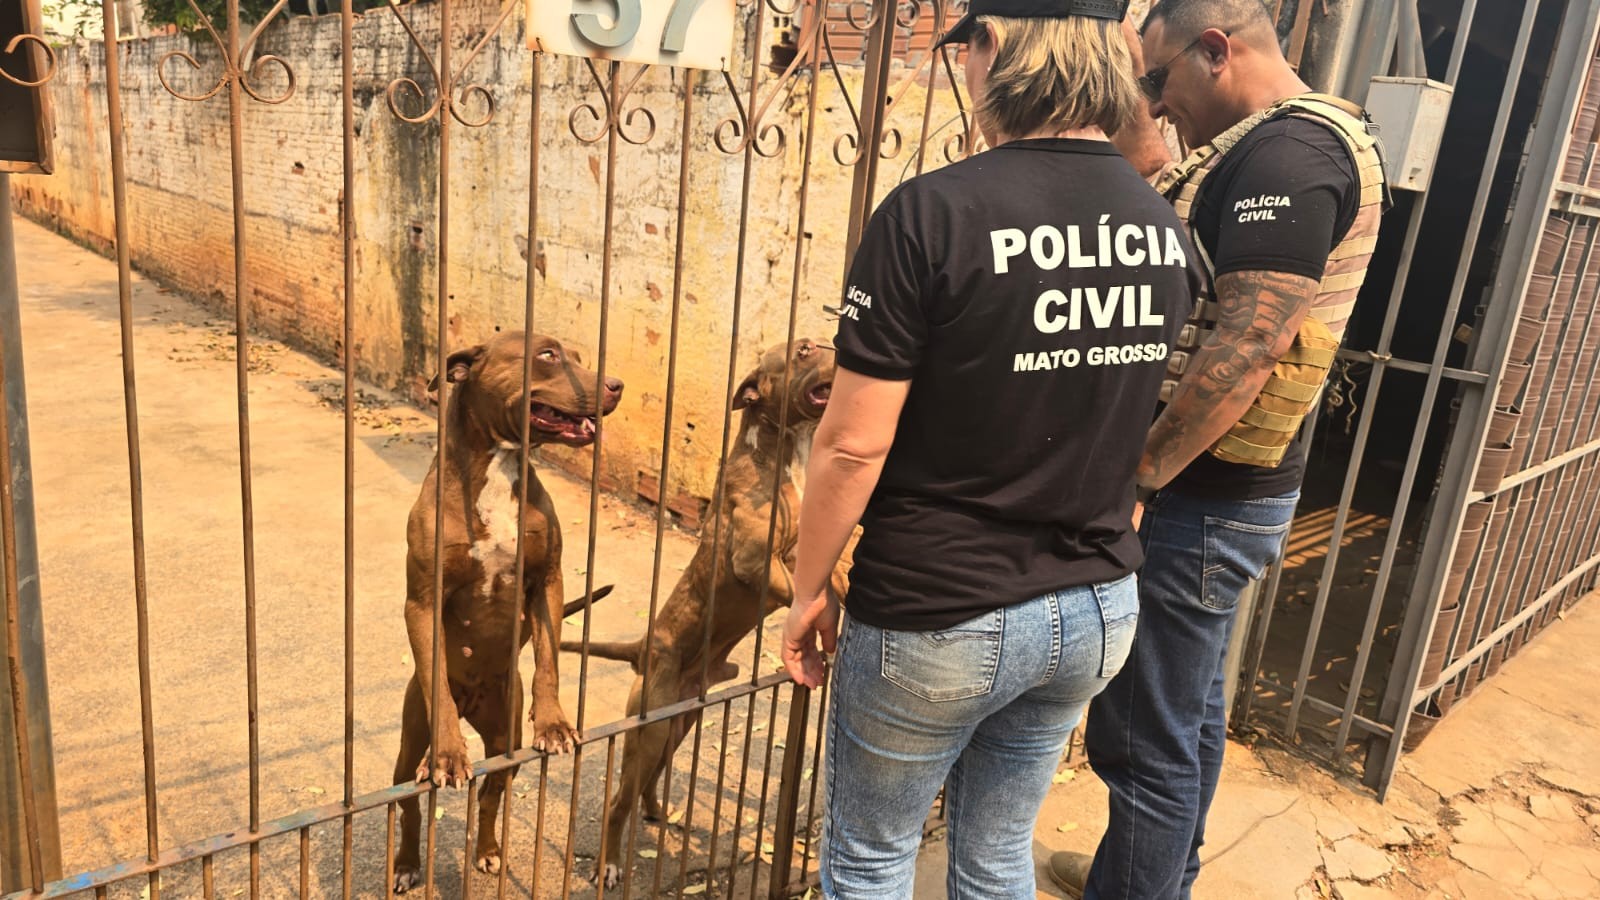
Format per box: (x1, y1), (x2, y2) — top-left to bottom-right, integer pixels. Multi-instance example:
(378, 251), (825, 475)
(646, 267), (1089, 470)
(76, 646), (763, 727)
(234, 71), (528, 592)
(141, 0), (281, 33)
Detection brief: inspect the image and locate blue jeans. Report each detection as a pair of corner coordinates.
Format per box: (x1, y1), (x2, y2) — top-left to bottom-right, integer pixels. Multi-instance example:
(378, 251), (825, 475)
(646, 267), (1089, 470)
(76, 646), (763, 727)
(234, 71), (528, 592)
(819, 576), (1140, 899)
(1083, 488), (1297, 900)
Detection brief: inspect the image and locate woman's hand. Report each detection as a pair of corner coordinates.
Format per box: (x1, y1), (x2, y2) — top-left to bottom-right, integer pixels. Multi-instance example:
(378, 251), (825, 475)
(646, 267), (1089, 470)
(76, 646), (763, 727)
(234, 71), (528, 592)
(783, 590), (840, 688)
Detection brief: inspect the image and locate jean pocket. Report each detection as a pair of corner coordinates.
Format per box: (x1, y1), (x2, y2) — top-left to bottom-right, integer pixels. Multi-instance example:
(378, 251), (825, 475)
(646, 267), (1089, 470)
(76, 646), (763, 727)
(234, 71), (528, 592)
(1201, 516), (1291, 611)
(1092, 573), (1140, 679)
(880, 610), (1003, 702)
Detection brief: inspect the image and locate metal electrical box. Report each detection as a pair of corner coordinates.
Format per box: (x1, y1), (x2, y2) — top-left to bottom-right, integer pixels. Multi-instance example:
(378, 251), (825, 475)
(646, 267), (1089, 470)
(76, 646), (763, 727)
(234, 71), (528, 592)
(1365, 76), (1453, 193)
(0, 0), (55, 176)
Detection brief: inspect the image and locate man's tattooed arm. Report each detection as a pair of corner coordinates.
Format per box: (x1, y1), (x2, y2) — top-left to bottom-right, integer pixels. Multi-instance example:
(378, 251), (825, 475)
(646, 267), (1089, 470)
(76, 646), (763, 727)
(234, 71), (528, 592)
(1137, 269), (1320, 489)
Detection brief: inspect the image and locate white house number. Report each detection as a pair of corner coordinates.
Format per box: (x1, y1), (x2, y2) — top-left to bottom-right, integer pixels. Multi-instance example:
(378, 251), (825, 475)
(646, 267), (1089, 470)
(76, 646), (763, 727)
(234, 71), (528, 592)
(530, 0), (735, 71)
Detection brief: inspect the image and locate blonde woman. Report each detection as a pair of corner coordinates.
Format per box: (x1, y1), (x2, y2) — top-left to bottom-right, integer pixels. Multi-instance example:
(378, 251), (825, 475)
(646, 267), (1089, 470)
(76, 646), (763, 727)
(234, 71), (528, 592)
(781, 1), (1199, 895)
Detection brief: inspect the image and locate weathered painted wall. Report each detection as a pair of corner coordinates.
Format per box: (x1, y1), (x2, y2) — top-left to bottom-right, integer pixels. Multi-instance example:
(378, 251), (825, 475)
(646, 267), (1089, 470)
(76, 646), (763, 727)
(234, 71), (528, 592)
(13, 0), (1152, 509)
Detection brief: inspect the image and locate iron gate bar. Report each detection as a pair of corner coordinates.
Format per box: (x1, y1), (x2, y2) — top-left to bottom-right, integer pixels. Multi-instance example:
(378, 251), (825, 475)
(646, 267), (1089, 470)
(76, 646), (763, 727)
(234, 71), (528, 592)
(1332, 347), (1490, 383)
(90, 2), (163, 895)
(1276, 0), (1484, 742)
(842, 0), (895, 270)
(339, 0), (357, 896)
(1317, 0), (1541, 765)
(0, 669), (792, 899)
(1372, 0), (1600, 795)
(0, 192), (44, 893)
(1249, 678), (1394, 736)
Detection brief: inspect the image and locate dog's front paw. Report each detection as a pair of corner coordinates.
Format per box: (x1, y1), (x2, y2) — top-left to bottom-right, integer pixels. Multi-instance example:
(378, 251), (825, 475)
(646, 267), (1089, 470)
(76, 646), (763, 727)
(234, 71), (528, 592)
(392, 865), (421, 894)
(530, 715), (579, 754)
(475, 849), (503, 875)
(415, 742), (472, 788)
(596, 862), (621, 889)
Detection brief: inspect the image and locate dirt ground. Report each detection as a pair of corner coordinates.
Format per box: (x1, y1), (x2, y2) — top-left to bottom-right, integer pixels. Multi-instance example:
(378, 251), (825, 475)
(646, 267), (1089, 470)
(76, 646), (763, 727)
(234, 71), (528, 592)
(7, 217), (1600, 900)
(6, 217), (817, 898)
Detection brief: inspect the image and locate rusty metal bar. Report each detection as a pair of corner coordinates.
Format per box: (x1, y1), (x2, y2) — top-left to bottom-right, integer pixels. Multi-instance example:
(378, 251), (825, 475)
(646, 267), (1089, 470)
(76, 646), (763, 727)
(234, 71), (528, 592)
(214, 3), (266, 891)
(201, 856), (213, 900)
(797, 672), (831, 882)
(2, 672), (790, 899)
(574, 58), (624, 735)
(769, 684), (811, 897)
(701, 700), (736, 896)
(560, 749), (584, 899)
(385, 803), (396, 897)
(299, 826), (309, 899)
(0, 226), (43, 890)
(594, 737), (618, 900)
(843, 0), (896, 267)
(673, 714), (710, 899)
(339, 2), (357, 898)
(746, 690), (782, 897)
(498, 43), (544, 900)
(638, 63), (697, 726)
(424, 0), (459, 893)
(460, 776), (477, 898)
(530, 755), (549, 900)
(698, 6), (768, 704)
(90, 2), (160, 895)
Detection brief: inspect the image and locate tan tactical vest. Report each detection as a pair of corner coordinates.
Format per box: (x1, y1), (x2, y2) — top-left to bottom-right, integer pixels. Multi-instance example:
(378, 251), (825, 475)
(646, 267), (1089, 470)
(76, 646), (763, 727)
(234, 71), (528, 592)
(1154, 93), (1387, 467)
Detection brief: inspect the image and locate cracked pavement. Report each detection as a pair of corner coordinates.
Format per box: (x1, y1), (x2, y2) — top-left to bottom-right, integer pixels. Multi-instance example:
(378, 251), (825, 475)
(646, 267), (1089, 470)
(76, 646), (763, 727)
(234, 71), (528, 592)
(928, 586), (1600, 899)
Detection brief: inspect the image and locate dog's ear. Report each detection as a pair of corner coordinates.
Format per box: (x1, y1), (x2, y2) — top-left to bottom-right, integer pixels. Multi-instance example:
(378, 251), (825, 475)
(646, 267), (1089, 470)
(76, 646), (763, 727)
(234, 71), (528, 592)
(428, 345), (485, 392)
(730, 370), (762, 410)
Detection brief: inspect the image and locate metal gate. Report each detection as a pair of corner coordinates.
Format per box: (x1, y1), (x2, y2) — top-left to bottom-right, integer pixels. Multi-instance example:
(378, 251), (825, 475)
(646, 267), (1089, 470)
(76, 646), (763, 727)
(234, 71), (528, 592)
(1233, 0), (1600, 797)
(0, 0), (975, 895)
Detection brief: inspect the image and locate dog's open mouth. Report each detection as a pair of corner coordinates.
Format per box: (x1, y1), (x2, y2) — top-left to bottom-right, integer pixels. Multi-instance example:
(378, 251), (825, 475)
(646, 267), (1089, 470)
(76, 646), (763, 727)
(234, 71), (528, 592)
(530, 402), (599, 442)
(806, 382), (832, 410)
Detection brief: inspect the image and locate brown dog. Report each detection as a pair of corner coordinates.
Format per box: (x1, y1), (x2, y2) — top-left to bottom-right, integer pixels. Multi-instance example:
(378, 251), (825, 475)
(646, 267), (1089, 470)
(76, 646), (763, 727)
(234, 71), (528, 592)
(393, 331), (622, 892)
(564, 338), (847, 888)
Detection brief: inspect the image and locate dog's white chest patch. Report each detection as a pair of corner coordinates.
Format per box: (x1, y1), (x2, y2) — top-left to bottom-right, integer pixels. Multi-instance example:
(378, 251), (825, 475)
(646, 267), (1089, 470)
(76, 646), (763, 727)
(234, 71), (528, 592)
(789, 422), (816, 501)
(471, 449), (522, 597)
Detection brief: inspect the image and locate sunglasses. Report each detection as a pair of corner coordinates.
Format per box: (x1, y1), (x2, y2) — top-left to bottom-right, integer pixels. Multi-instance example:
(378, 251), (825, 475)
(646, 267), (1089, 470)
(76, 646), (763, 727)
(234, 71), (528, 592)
(1137, 30), (1229, 102)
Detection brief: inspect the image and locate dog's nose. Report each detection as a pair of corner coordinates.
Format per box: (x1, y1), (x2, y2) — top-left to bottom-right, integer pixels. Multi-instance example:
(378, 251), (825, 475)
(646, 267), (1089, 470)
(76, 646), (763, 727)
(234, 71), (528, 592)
(604, 376), (624, 395)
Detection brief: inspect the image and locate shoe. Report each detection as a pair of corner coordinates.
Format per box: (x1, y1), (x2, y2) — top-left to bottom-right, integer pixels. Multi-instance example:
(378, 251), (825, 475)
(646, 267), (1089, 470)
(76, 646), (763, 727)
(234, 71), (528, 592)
(1046, 850), (1092, 899)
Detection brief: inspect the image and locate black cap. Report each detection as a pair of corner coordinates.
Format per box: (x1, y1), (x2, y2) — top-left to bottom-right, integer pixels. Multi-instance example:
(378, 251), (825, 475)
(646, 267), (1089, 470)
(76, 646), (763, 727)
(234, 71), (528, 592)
(935, 0), (1130, 48)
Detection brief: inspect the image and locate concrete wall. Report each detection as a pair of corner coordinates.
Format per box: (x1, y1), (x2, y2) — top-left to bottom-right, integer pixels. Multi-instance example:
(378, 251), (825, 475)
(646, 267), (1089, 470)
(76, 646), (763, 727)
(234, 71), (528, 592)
(12, 0), (1149, 509)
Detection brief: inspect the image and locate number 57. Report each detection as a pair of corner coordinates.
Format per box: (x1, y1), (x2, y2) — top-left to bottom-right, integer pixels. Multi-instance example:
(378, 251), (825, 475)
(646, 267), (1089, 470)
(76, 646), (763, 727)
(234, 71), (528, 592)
(573, 0), (706, 53)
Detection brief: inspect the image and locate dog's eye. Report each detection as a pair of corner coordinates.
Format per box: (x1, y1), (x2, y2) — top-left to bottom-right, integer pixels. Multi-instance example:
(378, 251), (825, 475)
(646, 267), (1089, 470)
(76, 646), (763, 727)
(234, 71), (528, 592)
(538, 349), (558, 361)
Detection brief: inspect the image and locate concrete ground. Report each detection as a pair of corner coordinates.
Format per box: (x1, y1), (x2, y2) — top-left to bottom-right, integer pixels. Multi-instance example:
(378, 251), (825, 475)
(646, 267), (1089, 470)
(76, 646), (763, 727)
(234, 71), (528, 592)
(7, 217), (1600, 899)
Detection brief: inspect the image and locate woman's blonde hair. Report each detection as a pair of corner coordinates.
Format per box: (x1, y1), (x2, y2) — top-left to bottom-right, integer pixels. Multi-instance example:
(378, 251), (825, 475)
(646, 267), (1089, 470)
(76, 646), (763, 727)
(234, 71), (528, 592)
(972, 14), (1140, 140)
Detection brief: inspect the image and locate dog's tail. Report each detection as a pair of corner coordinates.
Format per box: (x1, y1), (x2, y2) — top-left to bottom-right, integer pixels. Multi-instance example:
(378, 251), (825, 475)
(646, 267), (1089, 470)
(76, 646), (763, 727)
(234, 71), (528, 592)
(559, 638), (642, 669)
(559, 584), (614, 619)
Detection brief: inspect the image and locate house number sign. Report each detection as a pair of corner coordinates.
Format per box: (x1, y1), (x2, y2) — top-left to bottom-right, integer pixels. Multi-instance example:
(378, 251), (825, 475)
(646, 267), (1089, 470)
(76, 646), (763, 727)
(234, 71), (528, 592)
(527, 0), (737, 71)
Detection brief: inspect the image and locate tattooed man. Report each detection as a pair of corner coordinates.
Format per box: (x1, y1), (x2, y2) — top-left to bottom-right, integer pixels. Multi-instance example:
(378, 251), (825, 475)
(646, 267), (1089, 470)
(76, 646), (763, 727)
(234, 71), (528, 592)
(1050, 0), (1387, 897)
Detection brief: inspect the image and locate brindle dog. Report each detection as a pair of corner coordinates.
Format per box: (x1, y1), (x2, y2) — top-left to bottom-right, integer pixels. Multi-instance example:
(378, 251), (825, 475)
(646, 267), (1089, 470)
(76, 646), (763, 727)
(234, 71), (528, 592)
(563, 338), (848, 888)
(393, 331), (622, 892)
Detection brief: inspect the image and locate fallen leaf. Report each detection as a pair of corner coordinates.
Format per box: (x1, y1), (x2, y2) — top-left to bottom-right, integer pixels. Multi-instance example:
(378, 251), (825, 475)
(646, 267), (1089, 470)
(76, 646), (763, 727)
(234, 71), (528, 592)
(638, 849), (658, 859)
(401, 653), (411, 666)
(435, 805), (444, 820)
(773, 741), (786, 750)
(564, 615), (581, 626)
(683, 885), (707, 895)
(668, 810), (684, 825)
(1055, 822), (1078, 833)
(802, 767), (813, 780)
(761, 842), (775, 855)
(1052, 770), (1076, 784)
(305, 786), (325, 796)
(753, 723), (767, 733)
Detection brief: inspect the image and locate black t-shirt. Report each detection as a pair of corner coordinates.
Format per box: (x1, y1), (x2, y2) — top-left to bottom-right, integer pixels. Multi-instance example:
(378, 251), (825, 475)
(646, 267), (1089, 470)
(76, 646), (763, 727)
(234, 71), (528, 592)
(1168, 114), (1361, 500)
(834, 138), (1196, 632)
